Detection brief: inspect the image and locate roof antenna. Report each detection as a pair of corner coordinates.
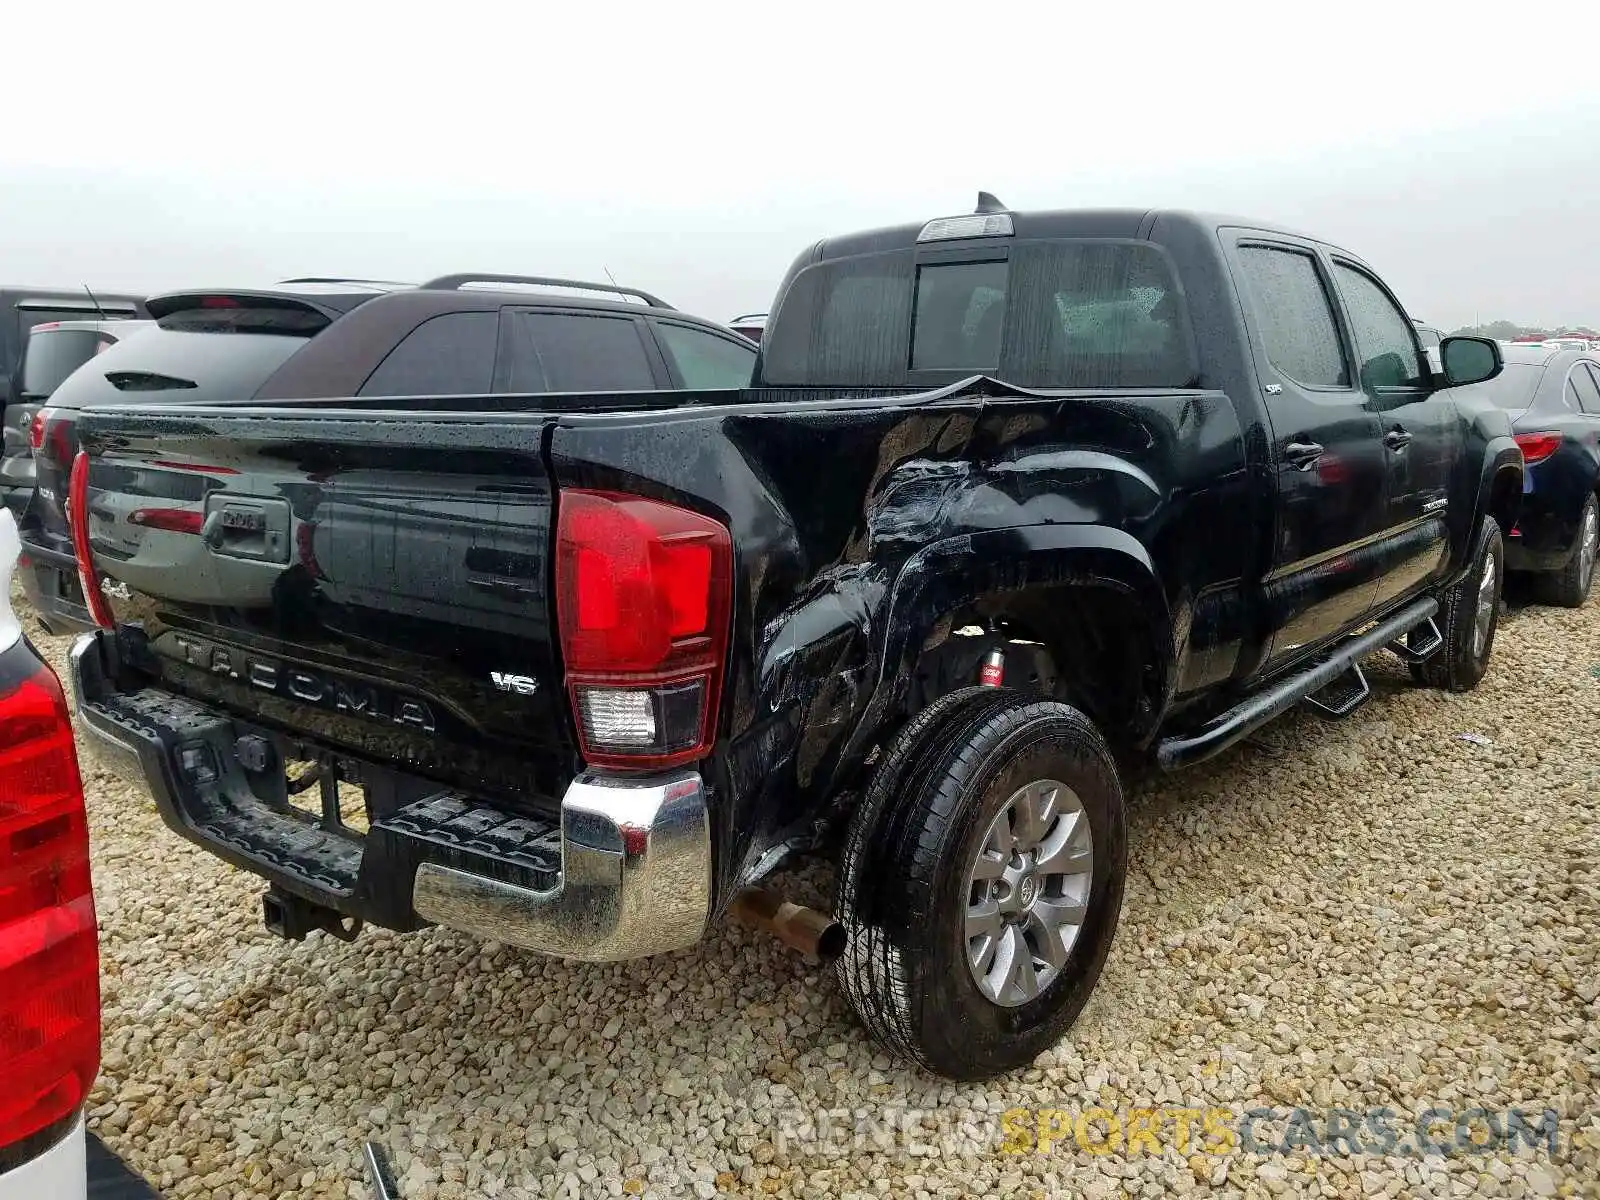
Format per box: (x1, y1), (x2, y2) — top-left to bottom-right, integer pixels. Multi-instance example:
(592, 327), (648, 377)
(974, 191), (1008, 214)
(82, 283), (109, 321)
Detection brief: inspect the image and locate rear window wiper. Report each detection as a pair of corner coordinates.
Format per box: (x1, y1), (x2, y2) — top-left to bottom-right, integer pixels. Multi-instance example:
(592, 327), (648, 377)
(104, 371), (200, 392)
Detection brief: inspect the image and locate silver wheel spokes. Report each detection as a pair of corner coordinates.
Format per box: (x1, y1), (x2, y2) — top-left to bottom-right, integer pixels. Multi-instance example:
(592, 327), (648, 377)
(1579, 508), (1597, 592)
(965, 779), (1094, 1007)
(1473, 547), (1498, 659)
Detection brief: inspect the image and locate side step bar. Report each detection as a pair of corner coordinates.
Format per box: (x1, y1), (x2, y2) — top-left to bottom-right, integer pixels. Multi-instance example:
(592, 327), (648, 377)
(1156, 597), (1438, 771)
(1386, 616), (1444, 665)
(1304, 662), (1370, 718)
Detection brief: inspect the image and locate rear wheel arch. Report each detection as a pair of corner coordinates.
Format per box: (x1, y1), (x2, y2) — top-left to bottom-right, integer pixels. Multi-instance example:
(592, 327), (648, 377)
(869, 529), (1173, 756)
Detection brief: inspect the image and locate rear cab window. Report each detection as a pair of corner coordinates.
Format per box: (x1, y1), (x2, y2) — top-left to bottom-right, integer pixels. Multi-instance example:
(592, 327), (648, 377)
(761, 238), (1197, 389)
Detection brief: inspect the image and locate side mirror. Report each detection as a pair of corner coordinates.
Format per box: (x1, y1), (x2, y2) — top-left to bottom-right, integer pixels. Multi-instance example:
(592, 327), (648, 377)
(1439, 336), (1502, 387)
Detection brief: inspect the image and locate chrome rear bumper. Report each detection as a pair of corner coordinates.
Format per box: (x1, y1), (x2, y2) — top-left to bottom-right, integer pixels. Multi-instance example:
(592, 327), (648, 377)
(412, 771), (710, 961)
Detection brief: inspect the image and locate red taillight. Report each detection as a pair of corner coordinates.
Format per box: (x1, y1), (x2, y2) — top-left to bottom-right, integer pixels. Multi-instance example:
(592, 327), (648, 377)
(555, 490), (731, 770)
(27, 410), (47, 453)
(128, 507), (203, 535)
(1514, 431), (1562, 465)
(198, 296), (239, 308)
(68, 452), (115, 629)
(0, 662), (100, 1152)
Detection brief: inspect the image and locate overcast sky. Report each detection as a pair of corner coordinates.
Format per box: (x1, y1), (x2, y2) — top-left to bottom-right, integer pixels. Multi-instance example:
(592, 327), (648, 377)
(3, 3), (1596, 332)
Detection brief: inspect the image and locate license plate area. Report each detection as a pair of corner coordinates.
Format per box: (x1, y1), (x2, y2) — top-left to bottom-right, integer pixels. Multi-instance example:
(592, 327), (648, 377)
(202, 494), (291, 563)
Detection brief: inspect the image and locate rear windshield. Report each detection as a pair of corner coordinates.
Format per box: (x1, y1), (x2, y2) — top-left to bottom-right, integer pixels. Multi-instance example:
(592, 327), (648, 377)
(1474, 362), (1545, 409)
(761, 239), (1196, 389)
(44, 325), (313, 410)
(20, 328), (116, 398)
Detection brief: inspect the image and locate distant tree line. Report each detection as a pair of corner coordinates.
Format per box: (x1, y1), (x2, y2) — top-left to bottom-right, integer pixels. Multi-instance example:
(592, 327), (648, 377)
(1449, 319), (1599, 340)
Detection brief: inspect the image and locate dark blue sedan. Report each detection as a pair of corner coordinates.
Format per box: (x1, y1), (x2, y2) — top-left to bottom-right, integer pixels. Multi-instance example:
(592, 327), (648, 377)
(1465, 343), (1600, 606)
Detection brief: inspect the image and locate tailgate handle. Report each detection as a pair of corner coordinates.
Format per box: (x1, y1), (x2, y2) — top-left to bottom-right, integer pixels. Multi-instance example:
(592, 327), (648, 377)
(201, 496), (291, 563)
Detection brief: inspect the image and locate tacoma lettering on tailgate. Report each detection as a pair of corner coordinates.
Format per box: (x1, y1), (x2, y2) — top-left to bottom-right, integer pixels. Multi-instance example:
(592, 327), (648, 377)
(164, 633), (437, 733)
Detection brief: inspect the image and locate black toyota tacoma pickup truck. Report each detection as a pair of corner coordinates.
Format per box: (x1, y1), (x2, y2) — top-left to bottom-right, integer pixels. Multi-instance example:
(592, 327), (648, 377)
(66, 201), (1522, 1078)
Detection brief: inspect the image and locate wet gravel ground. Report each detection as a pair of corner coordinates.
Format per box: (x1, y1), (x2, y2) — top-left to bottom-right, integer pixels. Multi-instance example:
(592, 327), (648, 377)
(19, 584), (1598, 1199)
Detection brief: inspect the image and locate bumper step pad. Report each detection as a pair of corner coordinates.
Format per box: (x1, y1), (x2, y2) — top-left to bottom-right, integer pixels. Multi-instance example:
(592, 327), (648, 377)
(80, 683), (564, 927)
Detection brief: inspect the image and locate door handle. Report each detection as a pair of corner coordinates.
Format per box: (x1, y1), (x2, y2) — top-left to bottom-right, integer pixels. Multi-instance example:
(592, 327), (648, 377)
(1284, 441), (1325, 470)
(1383, 428), (1413, 451)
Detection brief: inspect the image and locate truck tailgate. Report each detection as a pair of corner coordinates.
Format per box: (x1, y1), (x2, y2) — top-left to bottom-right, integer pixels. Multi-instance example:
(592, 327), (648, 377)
(76, 407), (575, 802)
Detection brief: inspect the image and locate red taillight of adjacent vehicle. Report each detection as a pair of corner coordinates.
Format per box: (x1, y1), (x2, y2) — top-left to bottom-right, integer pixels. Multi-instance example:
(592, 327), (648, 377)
(0, 662), (100, 1152)
(27, 410), (47, 453)
(1514, 431), (1562, 465)
(128, 508), (203, 535)
(555, 490), (732, 770)
(68, 451), (115, 629)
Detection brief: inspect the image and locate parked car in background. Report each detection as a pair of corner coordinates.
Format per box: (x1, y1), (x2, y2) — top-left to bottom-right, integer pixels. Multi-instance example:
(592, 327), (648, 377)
(727, 312), (767, 341)
(1461, 342), (1600, 606)
(0, 289), (145, 412)
(67, 200), (1518, 1079)
(0, 510), (100, 1200)
(1, 320), (155, 522)
(21, 273), (757, 633)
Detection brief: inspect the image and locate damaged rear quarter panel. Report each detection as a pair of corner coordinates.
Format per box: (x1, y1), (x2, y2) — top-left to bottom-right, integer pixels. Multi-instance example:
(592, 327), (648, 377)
(549, 381), (1248, 903)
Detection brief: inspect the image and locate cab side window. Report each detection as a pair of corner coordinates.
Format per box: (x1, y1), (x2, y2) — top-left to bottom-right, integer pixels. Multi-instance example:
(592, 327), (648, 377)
(1331, 263), (1428, 391)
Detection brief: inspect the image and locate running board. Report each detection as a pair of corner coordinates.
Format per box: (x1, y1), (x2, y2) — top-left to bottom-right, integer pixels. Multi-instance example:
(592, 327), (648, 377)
(1156, 597), (1439, 771)
(1386, 616), (1444, 664)
(1303, 662), (1369, 718)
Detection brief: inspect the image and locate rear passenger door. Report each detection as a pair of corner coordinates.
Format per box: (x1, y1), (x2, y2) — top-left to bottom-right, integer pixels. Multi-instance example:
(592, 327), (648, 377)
(1225, 234), (1390, 669)
(1328, 258), (1457, 610)
(496, 309), (666, 393)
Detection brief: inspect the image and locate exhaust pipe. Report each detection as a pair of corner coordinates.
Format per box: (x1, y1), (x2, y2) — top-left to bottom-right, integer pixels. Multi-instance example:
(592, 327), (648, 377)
(729, 887), (846, 961)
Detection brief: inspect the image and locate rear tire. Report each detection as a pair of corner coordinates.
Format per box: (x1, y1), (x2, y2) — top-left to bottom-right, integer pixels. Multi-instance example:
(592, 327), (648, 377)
(834, 689), (1126, 1079)
(1533, 494), (1598, 609)
(1411, 516), (1503, 692)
